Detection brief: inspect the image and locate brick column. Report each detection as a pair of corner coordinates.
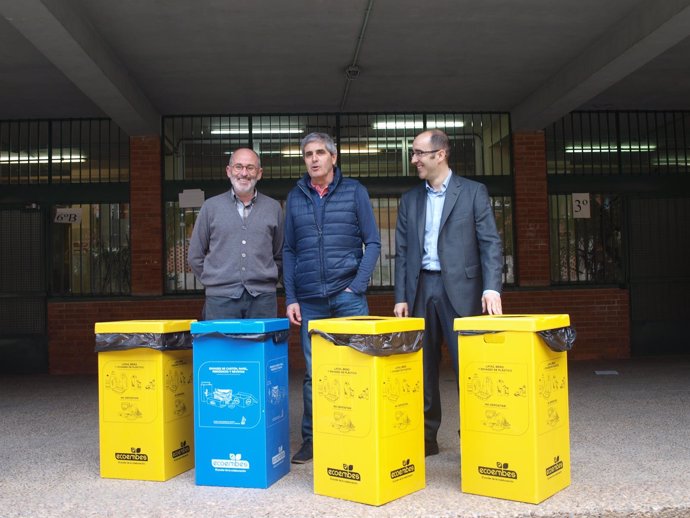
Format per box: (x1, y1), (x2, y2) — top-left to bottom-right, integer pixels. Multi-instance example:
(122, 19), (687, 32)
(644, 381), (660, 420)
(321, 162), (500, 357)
(130, 135), (163, 295)
(513, 131), (550, 286)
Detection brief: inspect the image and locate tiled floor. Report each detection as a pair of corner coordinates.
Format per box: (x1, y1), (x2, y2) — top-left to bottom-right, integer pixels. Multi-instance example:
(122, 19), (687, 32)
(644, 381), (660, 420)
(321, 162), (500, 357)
(1, 355), (688, 517)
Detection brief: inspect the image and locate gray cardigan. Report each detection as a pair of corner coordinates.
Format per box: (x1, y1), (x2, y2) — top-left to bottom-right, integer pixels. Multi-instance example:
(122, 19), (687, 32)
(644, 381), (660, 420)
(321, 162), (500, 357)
(187, 190), (284, 297)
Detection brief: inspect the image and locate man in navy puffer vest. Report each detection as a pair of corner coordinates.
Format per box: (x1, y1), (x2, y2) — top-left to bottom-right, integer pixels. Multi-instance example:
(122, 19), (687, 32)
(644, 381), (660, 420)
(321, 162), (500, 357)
(284, 132), (381, 464)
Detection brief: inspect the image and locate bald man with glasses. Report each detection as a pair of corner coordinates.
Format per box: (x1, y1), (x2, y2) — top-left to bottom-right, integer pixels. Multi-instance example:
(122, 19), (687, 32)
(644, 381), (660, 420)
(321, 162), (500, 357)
(394, 129), (503, 457)
(188, 148), (284, 319)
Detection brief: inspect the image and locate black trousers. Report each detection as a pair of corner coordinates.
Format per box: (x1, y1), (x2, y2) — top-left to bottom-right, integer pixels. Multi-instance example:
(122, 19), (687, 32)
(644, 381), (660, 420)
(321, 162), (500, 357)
(412, 270), (461, 443)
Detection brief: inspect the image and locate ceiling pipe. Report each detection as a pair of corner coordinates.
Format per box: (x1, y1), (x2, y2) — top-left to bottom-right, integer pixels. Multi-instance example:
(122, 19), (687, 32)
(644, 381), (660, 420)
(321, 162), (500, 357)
(339, 0), (375, 111)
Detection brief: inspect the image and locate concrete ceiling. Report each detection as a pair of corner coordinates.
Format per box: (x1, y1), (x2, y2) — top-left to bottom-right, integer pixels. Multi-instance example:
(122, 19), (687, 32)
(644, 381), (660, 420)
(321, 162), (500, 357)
(2, 0), (690, 135)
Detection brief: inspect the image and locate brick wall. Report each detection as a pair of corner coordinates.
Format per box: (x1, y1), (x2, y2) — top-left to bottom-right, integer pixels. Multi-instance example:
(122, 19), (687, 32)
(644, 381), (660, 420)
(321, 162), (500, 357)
(48, 298), (204, 374)
(502, 289), (630, 360)
(130, 136), (163, 295)
(48, 289), (629, 374)
(513, 131), (550, 286)
(49, 297), (300, 374)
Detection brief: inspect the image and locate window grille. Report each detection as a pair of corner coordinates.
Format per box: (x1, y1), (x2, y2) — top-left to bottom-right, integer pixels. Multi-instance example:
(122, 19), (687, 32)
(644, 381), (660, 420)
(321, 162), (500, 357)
(1, 118), (130, 296)
(164, 203), (201, 292)
(492, 195), (515, 285)
(1, 119), (128, 184)
(51, 203), (130, 295)
(549, 193), (623, 284)
(163, 114), (338, 181)
(163, 112), (513, 293)
(163, 113), (511, 181)
(546, 111), (690, 175)
(546, 111), (690, 285)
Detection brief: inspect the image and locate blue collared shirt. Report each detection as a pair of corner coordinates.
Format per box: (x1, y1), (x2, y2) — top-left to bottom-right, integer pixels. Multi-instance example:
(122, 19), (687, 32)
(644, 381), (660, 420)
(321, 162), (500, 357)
(422, 171), (452, 270)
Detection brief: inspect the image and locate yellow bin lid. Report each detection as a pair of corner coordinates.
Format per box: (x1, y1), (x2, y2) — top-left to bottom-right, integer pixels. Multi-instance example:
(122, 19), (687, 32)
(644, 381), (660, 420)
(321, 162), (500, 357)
(308, 316), (425, 334)
(454, 314), (570, 332)
(94, 319), (196, 334)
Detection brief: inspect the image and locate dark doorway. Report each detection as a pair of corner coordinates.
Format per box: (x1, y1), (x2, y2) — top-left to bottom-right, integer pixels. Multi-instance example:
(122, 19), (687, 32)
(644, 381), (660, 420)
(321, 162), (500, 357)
(0, 206), (48, 373)
(628, 197), (690, 356)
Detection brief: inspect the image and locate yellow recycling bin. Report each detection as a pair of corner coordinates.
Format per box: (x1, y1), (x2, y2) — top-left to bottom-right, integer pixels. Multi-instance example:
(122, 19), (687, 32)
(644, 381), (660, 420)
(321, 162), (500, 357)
(454, 314), (573, 504)
(310, 316), (425, 506)
(95, 319), (196, 481)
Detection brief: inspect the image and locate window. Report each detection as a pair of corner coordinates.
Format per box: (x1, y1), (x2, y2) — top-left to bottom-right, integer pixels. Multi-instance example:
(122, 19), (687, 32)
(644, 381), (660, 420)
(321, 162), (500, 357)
(163, 112), (514, 293)
(546, 111), (690, 175)
(1, 119), (130, 296)
(1, 119), (128, 184)
(51, 203), (130, 295)
(546, 111), (690, 285)
(164, 203), (200, 292)
(549, 194), (623, 284)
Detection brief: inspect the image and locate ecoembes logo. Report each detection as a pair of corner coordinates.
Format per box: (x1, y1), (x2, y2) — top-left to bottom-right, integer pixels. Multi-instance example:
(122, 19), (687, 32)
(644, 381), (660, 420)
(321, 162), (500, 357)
(390, 458), (415, 479)
(327, 463), (361, 482)
(271, 445), (286, 467)
(115, 447), (148, 462)
(211, 453), (250, 470)
(478, 461), (518, 480)
(172, 440), (190, 459)
(546, 456), (564, 477)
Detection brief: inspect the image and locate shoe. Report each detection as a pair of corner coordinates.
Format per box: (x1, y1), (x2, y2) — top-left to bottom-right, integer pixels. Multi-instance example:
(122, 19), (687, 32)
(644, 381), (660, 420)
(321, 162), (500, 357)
(425, 440), (439, 457)
(291, 440), (313, 464)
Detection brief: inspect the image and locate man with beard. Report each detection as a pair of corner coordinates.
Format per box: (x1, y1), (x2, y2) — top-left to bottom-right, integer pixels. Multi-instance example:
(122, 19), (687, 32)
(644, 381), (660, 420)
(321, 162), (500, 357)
(188, 148), (284, 319)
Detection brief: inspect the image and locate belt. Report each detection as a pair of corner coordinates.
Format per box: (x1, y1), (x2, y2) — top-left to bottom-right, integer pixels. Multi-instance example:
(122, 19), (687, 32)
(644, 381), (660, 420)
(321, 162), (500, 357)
(421, 269), (441, 274)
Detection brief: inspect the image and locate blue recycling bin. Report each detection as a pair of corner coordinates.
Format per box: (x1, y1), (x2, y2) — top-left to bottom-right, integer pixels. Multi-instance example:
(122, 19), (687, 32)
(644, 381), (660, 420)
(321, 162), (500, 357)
(191, 318), (290, 488)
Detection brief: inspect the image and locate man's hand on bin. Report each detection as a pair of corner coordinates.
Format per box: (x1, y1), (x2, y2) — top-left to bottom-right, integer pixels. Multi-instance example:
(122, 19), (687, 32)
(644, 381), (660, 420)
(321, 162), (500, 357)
(393, 302), (409, 318)
(482, 291), (502, 315)
(286, 302), (302, 326)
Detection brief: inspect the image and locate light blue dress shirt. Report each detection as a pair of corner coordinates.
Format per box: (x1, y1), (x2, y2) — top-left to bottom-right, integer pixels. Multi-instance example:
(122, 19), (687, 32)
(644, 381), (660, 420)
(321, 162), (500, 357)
(420, 171), (500, 298)
(421, 171), (452, 270)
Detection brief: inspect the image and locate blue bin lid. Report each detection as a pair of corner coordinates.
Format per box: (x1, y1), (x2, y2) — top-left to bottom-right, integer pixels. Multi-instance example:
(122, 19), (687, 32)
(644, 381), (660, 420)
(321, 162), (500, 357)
(191, 318), (289, 334)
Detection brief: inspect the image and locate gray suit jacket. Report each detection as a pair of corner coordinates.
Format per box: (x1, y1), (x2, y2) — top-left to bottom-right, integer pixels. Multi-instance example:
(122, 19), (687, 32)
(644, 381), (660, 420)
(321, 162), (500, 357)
(394, 173), (503, 316)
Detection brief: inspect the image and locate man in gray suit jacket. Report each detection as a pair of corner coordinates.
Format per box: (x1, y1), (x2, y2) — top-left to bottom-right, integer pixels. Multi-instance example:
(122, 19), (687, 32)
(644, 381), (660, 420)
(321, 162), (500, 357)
(393, 129), (503, 456)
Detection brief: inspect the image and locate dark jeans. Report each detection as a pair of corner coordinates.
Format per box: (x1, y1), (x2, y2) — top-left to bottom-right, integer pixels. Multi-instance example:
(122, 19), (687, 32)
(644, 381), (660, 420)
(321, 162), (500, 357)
(412, 270), (460, 444)
(203, 291), (277, 320)
(298, 290), (369, 442)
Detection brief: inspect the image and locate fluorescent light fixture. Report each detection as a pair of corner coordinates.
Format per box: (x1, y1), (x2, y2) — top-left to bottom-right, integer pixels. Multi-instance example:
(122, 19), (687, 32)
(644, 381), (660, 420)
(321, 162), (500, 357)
(228, 149), (285, 156)
(367, 143), (402, 150)
(428, 121), (465, 129)
(280, 146), (380, 157)
(652, 157), (689, 166)
(340, 147), (380, 155)
(372, 120), (465, 130)
(373, 121), (424, 130)
(0, 152), (86, 164)
(565, 144), (657, 153)
(211, 128), (303, 135)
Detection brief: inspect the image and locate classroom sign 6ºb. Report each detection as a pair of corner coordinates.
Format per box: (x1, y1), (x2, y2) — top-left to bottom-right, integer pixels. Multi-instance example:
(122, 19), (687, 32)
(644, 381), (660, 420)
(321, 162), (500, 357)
(54, 207), (82, 224)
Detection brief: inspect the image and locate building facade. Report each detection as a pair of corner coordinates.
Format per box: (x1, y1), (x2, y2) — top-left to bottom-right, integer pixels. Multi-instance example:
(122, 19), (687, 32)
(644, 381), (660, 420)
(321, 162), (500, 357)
(4, 110), (688, 374)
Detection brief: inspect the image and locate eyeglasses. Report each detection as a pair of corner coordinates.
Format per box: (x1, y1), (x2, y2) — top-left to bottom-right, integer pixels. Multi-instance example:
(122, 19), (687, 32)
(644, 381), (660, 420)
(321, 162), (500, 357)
(231, 163), (258, 174)
(410, 148), (440, 158)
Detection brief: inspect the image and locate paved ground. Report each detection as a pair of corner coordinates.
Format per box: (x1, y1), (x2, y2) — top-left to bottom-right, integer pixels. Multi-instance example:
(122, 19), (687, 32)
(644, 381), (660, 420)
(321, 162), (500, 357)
(1, 355), (689, 517)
